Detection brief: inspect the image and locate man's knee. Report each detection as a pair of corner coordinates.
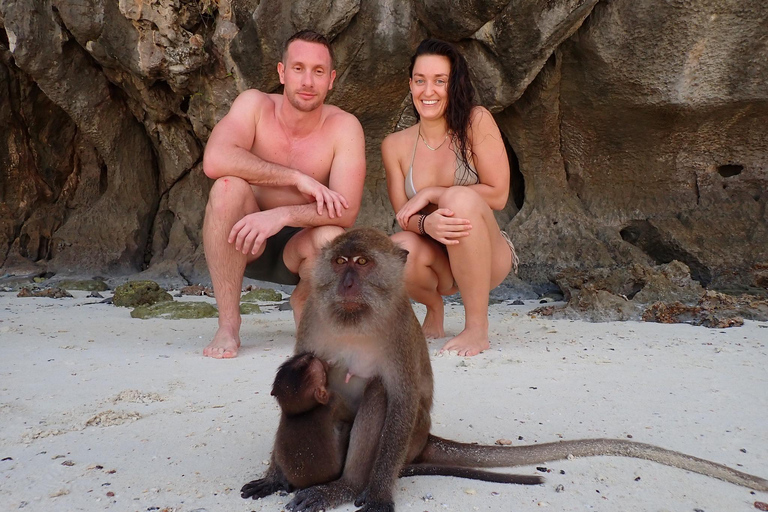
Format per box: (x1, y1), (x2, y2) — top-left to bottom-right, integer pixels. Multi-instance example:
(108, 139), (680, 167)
(286, 225), (344, 274)
(206, 176), (253, 215)
(308, 225), (345, 253)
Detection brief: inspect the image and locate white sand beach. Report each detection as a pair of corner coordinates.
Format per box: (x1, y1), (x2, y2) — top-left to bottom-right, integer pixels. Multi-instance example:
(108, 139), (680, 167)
(1, 290), (766, 512)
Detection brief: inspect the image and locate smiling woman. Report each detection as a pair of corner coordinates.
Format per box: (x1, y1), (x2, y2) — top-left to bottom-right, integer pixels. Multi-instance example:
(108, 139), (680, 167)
(381, 38), (518, 357)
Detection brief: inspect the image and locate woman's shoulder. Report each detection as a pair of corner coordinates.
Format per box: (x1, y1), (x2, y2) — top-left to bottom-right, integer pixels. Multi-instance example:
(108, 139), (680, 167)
(469, 105), (502, 141)
(469, 105), (494, 124)
(382, 124), (418, 153)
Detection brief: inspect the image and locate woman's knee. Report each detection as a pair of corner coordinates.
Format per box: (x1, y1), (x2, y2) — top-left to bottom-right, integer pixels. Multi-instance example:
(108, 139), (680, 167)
(437, 186), (484, 213)
(391, 231), (419, 252)
(391, 231), (435, 271)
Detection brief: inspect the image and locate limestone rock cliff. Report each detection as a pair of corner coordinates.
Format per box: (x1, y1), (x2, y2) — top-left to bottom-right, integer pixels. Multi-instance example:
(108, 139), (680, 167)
(1, 0), (766, 294)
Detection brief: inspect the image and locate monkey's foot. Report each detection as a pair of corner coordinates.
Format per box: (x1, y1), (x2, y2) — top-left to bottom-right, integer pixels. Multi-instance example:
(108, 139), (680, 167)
(203, 327), (240, 358)
(355, 501), (395, 512)
(421, 309), (445, 339)
(354, 490), (395, 512)
(288, 482), (354, 512)
(439, 327), (489, 357)
(241, 478), (289, 499)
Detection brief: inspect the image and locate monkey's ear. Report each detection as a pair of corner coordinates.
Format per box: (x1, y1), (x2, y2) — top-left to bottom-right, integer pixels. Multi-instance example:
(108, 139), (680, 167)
(395, 247), (409, 263)
(315, 387), (330, 405)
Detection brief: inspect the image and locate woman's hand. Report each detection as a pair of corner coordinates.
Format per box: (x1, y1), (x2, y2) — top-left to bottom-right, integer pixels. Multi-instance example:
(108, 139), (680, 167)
(423, 208), (472, 245)
(395, 191), (433, 231)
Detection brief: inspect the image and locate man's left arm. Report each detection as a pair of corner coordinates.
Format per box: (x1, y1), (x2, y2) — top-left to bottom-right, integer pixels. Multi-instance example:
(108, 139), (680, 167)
(229, 114), (366, 255)
(284, 112), (366, 229)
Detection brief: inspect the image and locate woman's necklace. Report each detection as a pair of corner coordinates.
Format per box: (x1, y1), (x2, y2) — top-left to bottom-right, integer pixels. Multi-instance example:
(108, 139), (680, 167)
(419, 129), (449, 151)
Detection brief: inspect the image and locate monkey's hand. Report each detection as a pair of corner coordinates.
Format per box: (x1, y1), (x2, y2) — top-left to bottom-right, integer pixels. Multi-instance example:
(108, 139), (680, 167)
(229, 210), (285, 255)
(353, 490), (395, 512)
(295, 173), (348, 218)
(240, 477), (290, 500)
(423, 208), (472, 245)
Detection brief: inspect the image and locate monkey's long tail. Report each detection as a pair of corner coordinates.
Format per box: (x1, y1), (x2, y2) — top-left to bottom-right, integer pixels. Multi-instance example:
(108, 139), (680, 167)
(420, 435), (768, 491)
(400, 464), (543, 485)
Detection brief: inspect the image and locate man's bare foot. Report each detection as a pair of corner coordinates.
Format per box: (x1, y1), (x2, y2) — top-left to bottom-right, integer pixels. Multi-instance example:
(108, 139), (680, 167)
(204, 326), (241, 358)
(440, 327), (489, 357)
(422, 306), (445, 339)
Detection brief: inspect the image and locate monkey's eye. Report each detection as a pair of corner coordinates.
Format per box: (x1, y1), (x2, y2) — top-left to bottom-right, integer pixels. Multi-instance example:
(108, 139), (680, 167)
(355, 257), (368, 266)
(335, 256), (348, 265)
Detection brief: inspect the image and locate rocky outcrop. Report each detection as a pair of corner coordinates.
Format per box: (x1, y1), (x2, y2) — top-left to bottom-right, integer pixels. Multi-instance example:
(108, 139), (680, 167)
(1, 0), (766, 298)
(531, 260), (768, 326)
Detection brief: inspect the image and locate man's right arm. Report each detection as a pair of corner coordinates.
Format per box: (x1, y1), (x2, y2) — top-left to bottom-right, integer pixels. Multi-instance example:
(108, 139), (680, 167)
(202, 90), (300, 187)
(203, 90), (347, 217)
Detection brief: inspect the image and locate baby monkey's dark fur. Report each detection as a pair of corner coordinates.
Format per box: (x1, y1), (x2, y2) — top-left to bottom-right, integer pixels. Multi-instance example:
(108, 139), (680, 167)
(241, 352), (541, 499)
(242, 228), (768, 512)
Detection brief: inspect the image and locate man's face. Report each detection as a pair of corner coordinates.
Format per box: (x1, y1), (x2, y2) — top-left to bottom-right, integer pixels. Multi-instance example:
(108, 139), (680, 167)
(278, 40), (336, 113)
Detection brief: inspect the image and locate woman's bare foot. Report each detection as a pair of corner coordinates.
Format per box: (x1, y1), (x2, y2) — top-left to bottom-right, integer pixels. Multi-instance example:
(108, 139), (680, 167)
(440, 326), (489, 356)
(422, 304), (445, 339)
(203, 326), (241, 358)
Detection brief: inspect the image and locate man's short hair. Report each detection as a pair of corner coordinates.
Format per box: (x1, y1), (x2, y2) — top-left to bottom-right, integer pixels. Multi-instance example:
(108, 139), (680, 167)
(282, 30), (335, 69)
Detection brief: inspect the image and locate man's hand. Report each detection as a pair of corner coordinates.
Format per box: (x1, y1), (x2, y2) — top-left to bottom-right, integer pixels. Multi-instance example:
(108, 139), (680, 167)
(229, 210), (286, 255)
(294, 173), (348, 218)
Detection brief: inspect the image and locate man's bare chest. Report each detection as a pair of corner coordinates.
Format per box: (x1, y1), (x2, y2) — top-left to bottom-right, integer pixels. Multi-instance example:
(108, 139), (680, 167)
(252, 122), (334, 179)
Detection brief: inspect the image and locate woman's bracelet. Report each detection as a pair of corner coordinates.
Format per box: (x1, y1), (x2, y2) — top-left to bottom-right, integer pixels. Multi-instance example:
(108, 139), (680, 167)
(418, 213), (428, 236)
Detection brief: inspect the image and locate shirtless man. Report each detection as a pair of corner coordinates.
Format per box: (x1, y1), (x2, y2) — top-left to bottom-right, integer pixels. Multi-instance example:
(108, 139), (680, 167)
(201, 30), (366, 358)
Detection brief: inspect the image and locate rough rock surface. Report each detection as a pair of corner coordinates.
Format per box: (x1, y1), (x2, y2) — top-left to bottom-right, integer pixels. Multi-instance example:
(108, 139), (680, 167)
(112, 280), (173, 308)
(532, 261), (768, 326)
(130, 300), (218, 319)
(1, 1), (766, 301)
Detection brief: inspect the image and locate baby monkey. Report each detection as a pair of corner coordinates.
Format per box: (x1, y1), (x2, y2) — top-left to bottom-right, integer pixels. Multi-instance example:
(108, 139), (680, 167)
(241, 352), (541, 500)
(270, 351), (353, 490)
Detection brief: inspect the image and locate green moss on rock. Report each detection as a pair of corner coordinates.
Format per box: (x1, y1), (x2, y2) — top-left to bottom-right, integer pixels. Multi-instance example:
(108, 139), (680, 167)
(58, 280), (109, 292)
(114, 281), (173, 307)
(240, 303), (263, 315)
(131, 301), (218, 319)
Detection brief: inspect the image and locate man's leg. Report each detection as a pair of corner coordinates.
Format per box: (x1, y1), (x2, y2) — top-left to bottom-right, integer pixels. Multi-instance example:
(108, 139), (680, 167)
(283, 225), (345, 328)
(203, 177), (262, 358)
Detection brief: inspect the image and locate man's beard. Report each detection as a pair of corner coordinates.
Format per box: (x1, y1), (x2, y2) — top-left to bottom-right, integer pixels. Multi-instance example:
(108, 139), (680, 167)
(287, 89), (324, 112)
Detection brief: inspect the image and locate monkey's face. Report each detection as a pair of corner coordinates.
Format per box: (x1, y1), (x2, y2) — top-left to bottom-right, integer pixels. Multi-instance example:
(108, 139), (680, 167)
(314, 229), (409, 325)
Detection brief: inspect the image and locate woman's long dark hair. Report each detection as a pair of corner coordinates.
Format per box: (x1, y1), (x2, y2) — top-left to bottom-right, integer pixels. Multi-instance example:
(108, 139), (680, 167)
(409, 38), (477, 179)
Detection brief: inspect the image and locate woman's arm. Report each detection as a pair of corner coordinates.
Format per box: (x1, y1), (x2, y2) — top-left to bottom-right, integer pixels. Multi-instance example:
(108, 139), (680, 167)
(466, 106), (511, 211)
(382, 133), (410, 214)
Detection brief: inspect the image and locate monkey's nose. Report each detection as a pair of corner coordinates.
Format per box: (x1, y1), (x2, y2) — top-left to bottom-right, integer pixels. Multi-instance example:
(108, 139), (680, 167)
(342, 269), (355, 289)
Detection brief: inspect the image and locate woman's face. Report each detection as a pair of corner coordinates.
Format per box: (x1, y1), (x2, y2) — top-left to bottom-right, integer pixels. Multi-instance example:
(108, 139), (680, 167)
(410, 54), (451, 122)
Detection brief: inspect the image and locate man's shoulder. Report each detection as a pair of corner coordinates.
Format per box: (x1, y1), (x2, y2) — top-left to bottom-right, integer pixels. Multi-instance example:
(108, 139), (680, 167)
(232, 89), (279, 110)
(322, 104), (363, 137)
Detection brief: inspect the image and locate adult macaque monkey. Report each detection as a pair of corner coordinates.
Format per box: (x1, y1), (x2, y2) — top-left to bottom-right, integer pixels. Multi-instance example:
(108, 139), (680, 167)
(246, 228), (768, 512)
(241, 351), (541, 499)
